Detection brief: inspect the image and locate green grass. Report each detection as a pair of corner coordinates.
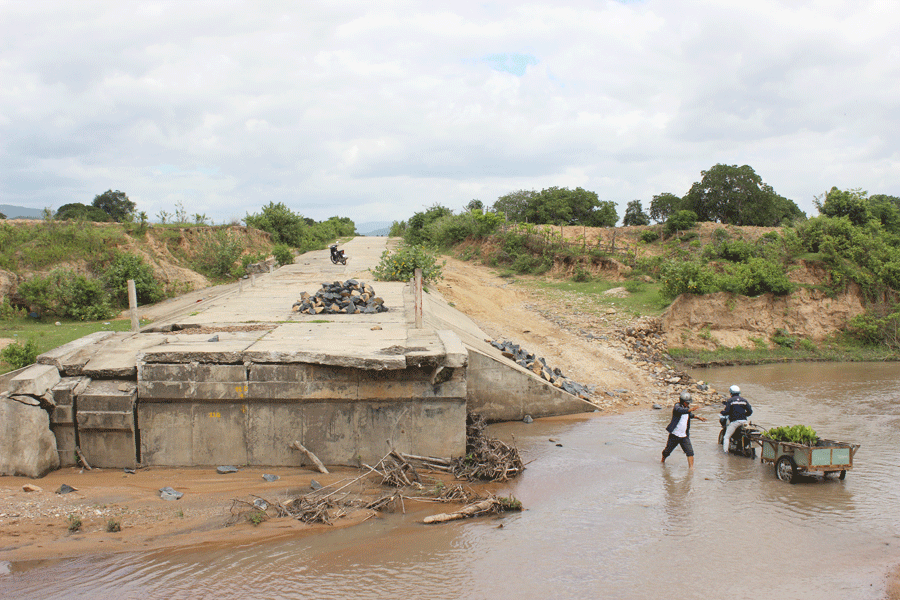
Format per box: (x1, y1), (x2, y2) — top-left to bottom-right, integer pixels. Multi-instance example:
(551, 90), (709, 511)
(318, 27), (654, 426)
(526, 277), (670, 316)
(670, 333), (900, 367)
(0, 317), (140, 374)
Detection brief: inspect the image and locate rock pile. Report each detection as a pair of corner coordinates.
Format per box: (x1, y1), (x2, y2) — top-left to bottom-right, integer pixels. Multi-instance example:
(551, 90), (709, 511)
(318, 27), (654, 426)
(292, 280), (388, 315)
(489, 339), (593, 400)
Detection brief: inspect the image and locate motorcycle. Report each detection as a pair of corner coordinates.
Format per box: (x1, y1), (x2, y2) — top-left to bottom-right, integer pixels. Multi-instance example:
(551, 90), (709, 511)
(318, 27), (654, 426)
(718, 415), (761, 458)
(329, 244), (347, 265)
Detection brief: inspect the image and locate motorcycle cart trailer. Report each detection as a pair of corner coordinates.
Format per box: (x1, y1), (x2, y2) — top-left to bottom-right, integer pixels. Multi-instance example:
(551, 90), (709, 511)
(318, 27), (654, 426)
(759, 438), (860, 484)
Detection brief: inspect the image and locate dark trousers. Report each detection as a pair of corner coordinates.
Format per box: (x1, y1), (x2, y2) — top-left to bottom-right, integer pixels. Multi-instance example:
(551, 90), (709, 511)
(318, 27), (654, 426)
(662, 433), (694, 458)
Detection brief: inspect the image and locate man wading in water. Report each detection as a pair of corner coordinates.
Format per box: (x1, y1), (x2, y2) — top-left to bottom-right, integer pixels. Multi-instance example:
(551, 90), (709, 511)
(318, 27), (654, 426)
(661, 391), (706, 469)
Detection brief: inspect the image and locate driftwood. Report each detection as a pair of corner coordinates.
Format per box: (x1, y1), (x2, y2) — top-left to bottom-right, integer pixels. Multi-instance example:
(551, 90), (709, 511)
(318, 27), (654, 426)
(423, 495), (522, 524)
(75, 446), (92, 471)
(289, 440), (329, 474)
(452, 414), (524, 482)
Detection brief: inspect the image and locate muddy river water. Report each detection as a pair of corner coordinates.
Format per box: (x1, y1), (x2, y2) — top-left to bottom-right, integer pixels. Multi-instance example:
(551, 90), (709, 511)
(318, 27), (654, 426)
(1, 362), (899, 599)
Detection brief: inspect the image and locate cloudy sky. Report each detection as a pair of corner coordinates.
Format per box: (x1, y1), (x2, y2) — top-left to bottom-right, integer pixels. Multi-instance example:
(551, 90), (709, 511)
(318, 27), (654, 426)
(1, 1), (898, 227)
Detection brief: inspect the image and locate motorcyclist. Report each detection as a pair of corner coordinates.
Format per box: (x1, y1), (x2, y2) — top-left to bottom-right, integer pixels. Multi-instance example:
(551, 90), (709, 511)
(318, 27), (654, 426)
(721, 385), (752, 454)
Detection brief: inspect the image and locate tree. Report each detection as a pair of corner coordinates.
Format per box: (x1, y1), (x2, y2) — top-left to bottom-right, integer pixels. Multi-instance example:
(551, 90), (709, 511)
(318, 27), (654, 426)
(92, 190), (136, 222)
(590, 200), (619, 227)
(244, 202), (306, 246)
(466, 199), (484, 212)
(0, 212), (5, 220)
(493, 190), (536, 222)
(623, 200), (651, 226)
(814, 187), (872, 227)
(649, 193), (683, 223)
(869, 194), (900, 234)
(681, 164), (803, 226)
(404, 204), (453, 245)
(56, 202), (110, 222)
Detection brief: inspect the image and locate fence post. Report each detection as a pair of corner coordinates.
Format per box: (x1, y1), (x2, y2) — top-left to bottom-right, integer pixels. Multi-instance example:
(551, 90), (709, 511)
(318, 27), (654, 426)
(127, 279), (139, 332)
(414, 268), (423, 329)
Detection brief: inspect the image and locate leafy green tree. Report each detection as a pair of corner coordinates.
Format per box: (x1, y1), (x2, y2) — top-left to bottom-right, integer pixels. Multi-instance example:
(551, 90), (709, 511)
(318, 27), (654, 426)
(0, 212), (6, 220)
(869, 194), (900, 234)
(664, 210), (698, 236)
(649, 193), (683, 223)
(404, 204), (453, 245)
(815, 187), (872, 227)
(682, 164), (803, 226)
(92, 190), (136, 222)
(56, 202), (110, 221)
(623, 200), (651, 226)
(523, 186), (606, 225)
(102, 252), (163, 306)
(466, 199), (484, 212)
(244, 202), (306, 247)
(492, 190), (536, 222)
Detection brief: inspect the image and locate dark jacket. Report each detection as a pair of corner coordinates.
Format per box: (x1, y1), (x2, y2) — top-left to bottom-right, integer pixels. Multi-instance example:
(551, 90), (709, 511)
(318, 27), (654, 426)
(665, 403), (695, 437)
(721, 395), (753, 421)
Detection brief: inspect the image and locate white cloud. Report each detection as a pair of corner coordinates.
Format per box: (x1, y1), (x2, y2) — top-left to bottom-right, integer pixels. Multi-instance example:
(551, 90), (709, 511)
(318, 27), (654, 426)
(1, 0), (898, 224)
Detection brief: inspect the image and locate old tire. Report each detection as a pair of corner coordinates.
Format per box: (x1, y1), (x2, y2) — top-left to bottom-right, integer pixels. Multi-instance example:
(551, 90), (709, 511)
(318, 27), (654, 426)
(776, 455), (798, 484)
(839, 470), (846, 480)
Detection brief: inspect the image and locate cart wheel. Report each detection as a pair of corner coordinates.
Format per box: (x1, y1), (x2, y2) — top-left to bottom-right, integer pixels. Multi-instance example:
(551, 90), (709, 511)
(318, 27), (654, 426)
(776, 455), (798, 484)
(839, 470), (846, 480)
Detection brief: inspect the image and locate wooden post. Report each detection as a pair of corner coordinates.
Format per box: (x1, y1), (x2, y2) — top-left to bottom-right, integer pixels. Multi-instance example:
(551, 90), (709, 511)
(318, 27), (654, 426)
(415, 268), (423, 329)
(127, 279), (139, 332)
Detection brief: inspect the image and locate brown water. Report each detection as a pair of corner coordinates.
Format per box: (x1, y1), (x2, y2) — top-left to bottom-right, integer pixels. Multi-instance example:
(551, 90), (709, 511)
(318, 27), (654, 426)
(2, 362), (899, 599)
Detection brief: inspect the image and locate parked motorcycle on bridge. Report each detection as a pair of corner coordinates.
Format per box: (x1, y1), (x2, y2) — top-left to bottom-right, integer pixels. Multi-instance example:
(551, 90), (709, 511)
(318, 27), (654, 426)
(330, 244), (347, 265)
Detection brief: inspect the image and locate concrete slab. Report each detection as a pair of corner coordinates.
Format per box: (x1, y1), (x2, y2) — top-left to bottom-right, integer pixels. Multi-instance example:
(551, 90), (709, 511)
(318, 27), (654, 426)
(139, 330), (272, 364)
(8, 364), (61, 397)
(37, 331), (116, 372)
(243, 323), (410, 369)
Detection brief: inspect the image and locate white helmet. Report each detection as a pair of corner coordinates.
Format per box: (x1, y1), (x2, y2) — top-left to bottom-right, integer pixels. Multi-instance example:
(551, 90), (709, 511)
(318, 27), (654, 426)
(679, 391), (692, 403)
(729, 385), (741, 395)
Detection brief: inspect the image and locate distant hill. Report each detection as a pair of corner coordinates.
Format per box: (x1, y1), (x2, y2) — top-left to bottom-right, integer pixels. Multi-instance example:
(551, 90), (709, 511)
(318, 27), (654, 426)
(0, 204), (43, 219)
(356, 221), (393, 236)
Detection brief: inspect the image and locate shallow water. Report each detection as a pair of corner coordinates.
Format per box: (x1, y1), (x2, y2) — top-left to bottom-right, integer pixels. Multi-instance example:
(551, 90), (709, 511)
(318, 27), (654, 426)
(2, 362), (898, 599)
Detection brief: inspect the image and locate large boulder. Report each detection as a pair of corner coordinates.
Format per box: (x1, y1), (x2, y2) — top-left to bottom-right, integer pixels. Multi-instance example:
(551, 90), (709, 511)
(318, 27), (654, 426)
(0, 395), (60, 477)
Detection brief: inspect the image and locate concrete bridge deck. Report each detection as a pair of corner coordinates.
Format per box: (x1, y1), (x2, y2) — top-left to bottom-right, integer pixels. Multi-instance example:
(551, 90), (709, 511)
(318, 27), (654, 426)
(1, 237), (590, 477)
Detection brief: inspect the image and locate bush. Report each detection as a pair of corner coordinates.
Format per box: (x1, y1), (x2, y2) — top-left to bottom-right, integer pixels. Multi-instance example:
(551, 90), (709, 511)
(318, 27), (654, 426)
(659, 260), (717, 299)
(640, 230), (660, 243)
(719, 257), (795, 297)
(0, 338), (39, 369)
(193, 229), (245, 279)
(664, 210), (698, 237)
(272, 244), (294, 267)
(17, 270), (114, 321)
(102, 252), (164, 307)
(372, 244), (444, 283)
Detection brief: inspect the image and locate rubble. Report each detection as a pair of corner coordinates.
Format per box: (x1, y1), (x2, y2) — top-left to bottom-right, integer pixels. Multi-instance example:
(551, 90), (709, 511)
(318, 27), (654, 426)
(489, 339), (594, 400)
(292, 279), (388, 315)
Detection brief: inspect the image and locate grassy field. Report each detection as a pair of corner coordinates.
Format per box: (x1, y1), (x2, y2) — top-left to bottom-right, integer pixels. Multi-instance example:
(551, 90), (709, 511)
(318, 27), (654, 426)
(0, 317), (141, 374)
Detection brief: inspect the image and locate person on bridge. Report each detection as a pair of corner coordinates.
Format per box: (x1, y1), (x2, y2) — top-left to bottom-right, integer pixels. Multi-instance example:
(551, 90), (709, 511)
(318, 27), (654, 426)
(661, 391), (706, 469)
(721, 385), (753, 453)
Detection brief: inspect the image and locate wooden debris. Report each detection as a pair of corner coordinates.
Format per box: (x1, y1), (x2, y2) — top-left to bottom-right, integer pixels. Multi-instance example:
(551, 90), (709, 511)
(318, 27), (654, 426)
(452, 414), (524, 482)
(423, 495), (522, 524)
(289, 440), (329, 474)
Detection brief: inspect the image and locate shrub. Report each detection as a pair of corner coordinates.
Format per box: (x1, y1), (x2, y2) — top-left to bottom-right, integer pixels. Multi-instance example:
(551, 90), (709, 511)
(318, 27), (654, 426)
(664, 210), (698, 237)
(67, 514), (82, 532)
(640, 230), (660, 243)
(659, 260), (717, 299)
(106, 519), (121, 533)
(102, 252), (164, 307)
(720, 257), (795, 296)
(193, 229), (245, 279)
(372, 244), (445, 283)
(272, 244), (294, 267)
(18, 270), (114, 321)
(1, 338), (39, 369)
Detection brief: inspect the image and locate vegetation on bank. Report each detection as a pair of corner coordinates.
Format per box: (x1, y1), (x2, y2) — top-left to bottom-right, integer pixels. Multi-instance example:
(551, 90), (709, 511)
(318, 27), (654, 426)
(388, 170), (900, 363)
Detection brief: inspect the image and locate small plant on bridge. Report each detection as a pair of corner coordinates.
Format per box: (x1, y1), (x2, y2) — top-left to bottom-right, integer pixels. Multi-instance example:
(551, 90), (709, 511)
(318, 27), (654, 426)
(372, 244), (444, 283)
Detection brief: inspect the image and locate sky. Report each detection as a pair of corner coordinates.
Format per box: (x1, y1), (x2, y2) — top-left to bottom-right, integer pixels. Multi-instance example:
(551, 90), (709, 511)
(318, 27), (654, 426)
(1, 0), (898, 227)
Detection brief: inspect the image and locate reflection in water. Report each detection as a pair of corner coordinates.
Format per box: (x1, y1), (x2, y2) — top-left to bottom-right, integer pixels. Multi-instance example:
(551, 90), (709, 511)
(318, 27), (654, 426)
(2, 363), (900, 599)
